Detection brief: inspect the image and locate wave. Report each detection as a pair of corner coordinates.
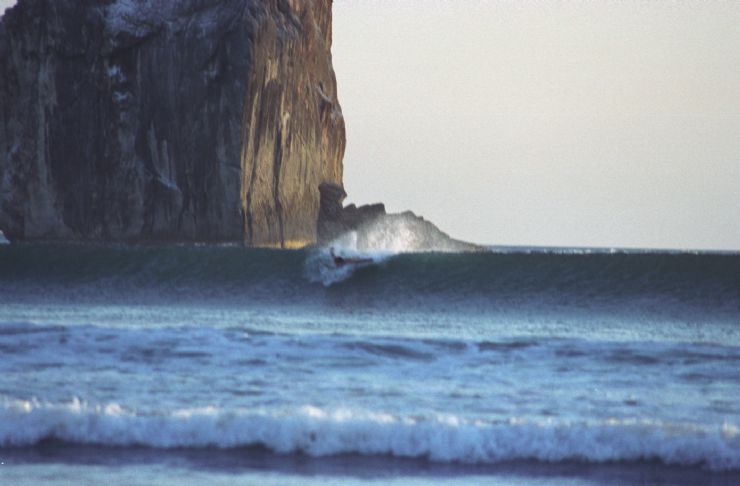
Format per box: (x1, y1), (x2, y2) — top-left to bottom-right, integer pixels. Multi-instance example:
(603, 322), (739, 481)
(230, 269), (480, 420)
(1, 399), (738, 471)
(306, 212), (482, 285)
(328, 212), (482, 254)
(1, 244), (738, 318)
(303, 245), (394, 286)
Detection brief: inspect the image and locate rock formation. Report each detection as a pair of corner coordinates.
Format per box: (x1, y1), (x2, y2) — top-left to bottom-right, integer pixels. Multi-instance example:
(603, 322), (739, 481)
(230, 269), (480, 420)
(0, 0), (344, 246)
(317, 182), (385, 245)
(317, 182), (484, 253)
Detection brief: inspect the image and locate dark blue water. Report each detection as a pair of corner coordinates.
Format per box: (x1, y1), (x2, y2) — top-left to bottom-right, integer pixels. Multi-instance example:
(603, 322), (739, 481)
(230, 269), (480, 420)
(1, 244), (739, 484)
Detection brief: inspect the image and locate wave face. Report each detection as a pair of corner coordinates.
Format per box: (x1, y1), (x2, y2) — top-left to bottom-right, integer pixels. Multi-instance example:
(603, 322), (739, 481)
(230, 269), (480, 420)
(1, 244), (738, 314)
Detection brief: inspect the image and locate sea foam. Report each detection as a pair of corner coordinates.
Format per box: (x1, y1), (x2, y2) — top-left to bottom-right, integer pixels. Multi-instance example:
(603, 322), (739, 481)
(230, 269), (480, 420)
(2, 399), (738, 471)
(305, 209), (486, 286)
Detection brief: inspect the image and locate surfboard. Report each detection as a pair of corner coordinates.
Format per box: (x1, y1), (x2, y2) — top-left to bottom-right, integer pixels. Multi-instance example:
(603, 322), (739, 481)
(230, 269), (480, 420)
(333, 255), (373, 268)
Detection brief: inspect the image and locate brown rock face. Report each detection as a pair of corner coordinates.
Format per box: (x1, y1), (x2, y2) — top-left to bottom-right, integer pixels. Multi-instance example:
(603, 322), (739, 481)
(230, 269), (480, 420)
(241, 1), (344, 247)
(0, 0), (344, 246)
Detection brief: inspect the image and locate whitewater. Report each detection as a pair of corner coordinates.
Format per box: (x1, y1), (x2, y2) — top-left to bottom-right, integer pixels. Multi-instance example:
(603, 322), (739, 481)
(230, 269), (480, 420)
(1, 237), (739, 484)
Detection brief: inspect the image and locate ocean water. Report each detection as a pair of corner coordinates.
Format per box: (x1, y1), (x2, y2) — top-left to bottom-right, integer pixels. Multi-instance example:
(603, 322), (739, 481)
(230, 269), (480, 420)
(0, 242), (739, 485)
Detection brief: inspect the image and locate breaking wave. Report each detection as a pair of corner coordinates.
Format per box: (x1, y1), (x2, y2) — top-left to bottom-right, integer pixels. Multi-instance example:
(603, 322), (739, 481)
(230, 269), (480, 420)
(305, 212), (483, 285)
(330, 212), (481, 254)
(303, 243), (392, 286)
(1, 399), (738, 471)
(1, 244), (738, 319)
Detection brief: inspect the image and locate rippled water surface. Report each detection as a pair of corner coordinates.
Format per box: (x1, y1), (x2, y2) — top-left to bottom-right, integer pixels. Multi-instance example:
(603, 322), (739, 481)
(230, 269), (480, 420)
(1, 244), (739, 484)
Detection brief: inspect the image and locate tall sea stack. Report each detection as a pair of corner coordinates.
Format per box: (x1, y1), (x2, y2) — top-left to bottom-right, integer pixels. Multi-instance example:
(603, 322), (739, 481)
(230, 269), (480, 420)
(0, 0), (345, 247)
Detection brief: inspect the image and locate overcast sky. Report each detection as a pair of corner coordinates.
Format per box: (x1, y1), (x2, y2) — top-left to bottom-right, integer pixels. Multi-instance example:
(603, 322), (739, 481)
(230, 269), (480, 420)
(333, 1), (740, 251)
(2, 1), (738, 250)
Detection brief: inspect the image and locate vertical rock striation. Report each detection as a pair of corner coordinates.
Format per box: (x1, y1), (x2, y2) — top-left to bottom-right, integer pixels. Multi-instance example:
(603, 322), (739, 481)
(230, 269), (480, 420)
(240, 0), (344, 247)
(0, 0), (344, 246)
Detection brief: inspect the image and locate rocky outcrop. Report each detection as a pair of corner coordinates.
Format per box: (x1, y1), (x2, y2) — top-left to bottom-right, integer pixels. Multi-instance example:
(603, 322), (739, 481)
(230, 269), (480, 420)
(0, 0), (344, 246)
(317, 182), (484, 252)
(317, 182), (385, 245)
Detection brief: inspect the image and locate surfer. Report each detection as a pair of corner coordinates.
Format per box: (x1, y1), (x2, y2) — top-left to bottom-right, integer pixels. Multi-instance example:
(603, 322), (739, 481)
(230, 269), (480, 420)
(330, 247), (346, 266)
(329, 247), (372, 267)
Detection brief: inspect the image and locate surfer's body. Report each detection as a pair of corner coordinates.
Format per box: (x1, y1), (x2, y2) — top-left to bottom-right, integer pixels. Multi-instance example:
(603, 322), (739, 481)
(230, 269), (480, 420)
(330, 248), (372, 267)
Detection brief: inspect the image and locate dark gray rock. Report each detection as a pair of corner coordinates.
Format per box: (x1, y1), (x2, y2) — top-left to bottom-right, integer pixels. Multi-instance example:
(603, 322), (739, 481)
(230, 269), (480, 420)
(0, 0), (344, 246)
(317, 182), (384, 245)
(317, 182), (484, 252)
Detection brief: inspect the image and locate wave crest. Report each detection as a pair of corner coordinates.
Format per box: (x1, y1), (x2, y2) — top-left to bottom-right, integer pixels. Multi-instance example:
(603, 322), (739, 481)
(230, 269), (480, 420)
(2, 399), (738, 471)
(305, 212), (483, 286)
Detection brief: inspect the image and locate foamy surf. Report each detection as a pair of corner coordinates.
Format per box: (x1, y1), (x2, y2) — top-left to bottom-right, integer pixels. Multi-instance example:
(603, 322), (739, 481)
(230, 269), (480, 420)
(304, 243), (393, 286)
(333, 212), (482, 254)
(305, 213), (483, 286)
(305, 227), (401, 286)
(1, 399), (738, 471)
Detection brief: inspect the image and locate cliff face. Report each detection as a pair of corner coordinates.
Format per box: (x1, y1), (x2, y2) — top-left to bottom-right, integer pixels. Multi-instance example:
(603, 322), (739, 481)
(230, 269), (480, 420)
(0, 0), (344, 246)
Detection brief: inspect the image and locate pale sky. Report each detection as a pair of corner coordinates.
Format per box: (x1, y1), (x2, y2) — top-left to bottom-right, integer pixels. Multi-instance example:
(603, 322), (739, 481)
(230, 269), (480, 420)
(2, 1), (738, 250)
(333, 1), (740, 251)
